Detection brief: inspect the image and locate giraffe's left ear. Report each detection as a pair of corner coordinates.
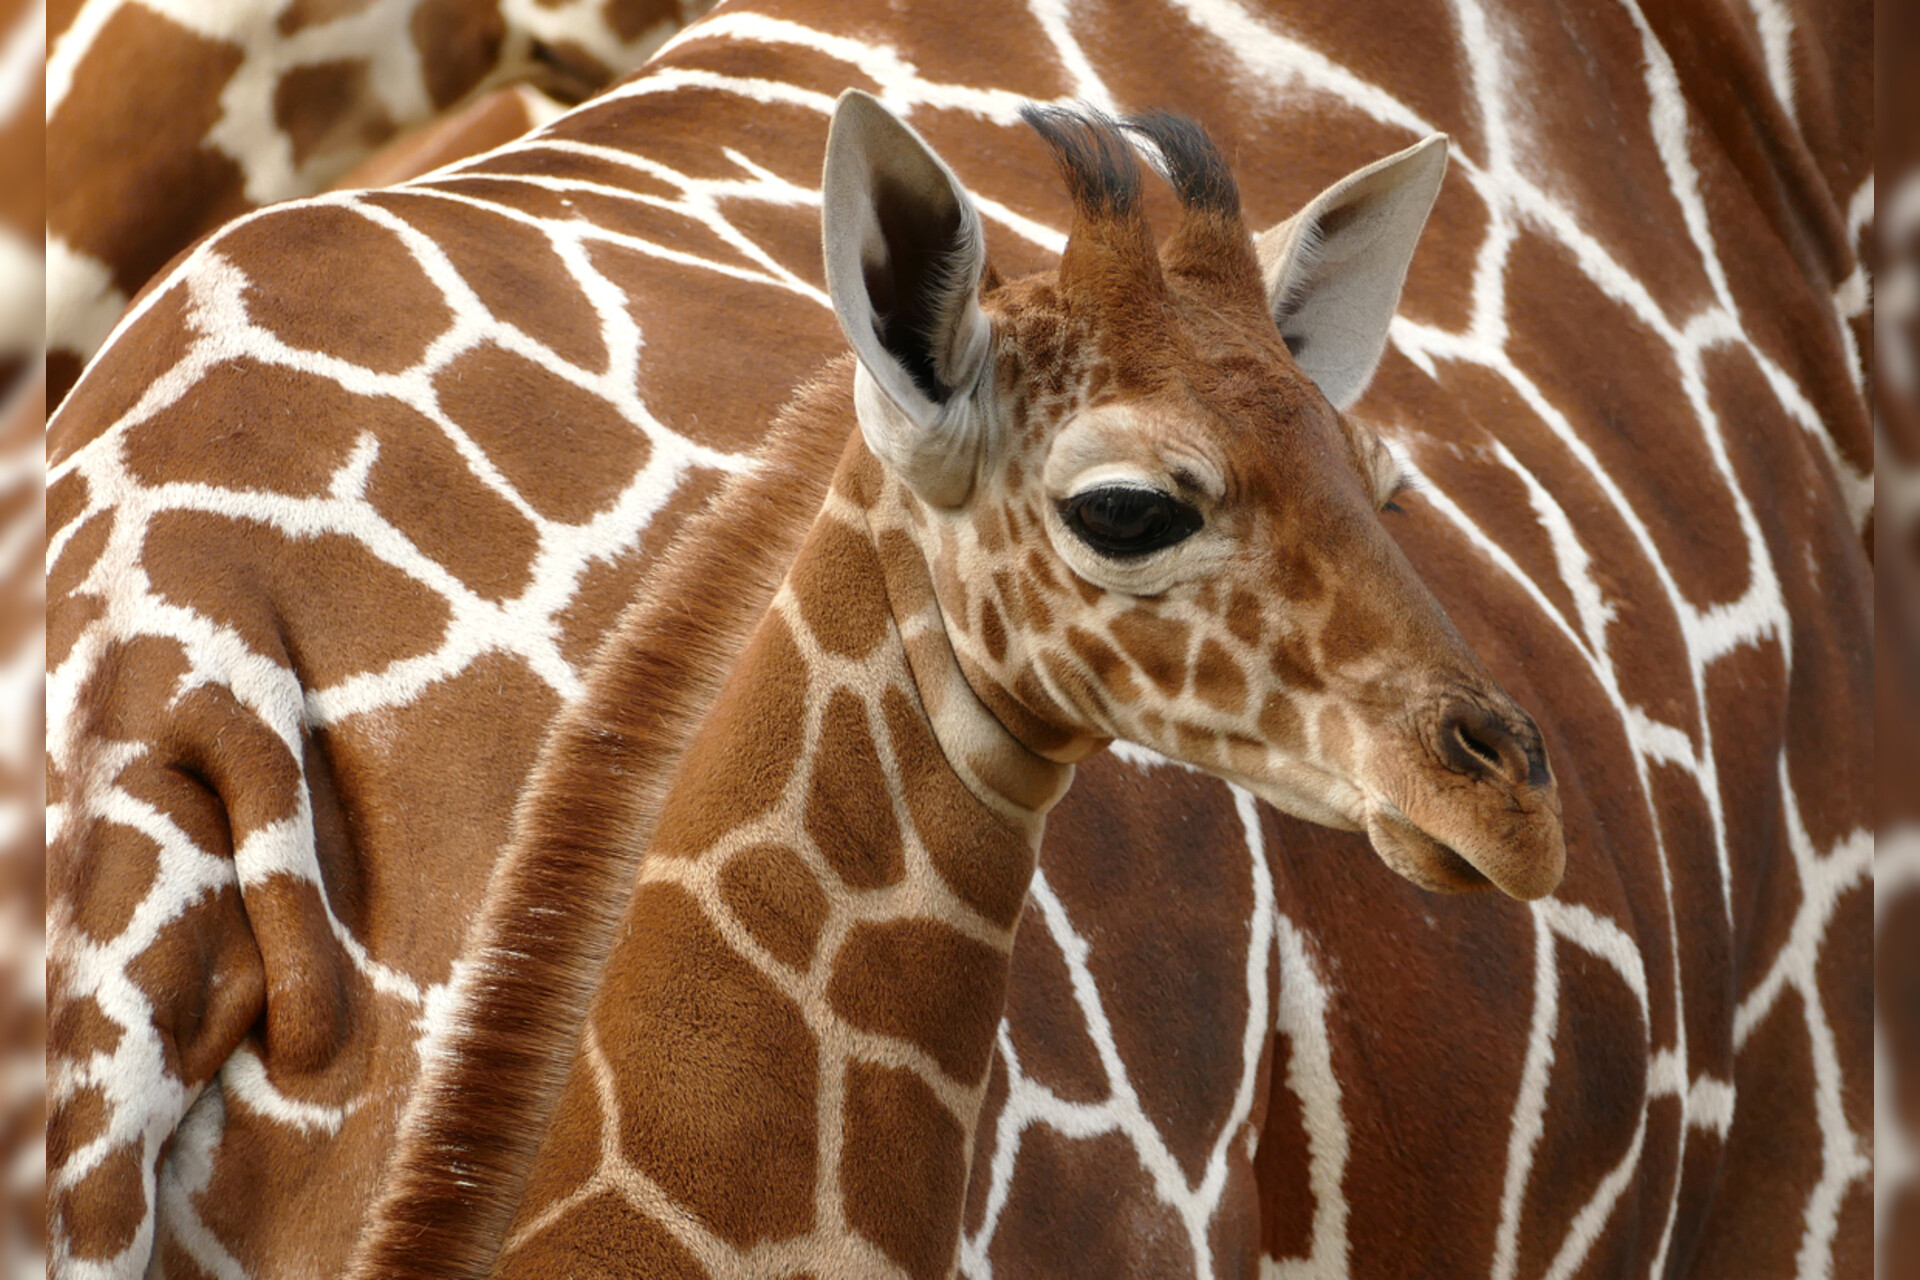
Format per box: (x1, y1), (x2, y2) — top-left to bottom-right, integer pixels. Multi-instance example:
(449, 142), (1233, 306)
(823, 90), (995, 507)
(1255, 134), (1448, 409)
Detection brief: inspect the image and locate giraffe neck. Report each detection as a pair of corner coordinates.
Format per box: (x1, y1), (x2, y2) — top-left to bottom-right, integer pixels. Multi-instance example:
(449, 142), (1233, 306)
(496, 440), (1072, 1279)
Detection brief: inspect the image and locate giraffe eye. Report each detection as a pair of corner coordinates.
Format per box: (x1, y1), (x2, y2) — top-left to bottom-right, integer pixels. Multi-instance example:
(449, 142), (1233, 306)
(1060, 486), (1203, 558)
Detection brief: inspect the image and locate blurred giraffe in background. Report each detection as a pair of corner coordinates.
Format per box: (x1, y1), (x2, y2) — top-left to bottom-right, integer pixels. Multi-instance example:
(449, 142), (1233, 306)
(46, 0), (1873, 1275)
(1875, 4), (1920, 1275)
(0, 0), (45, 1270)
(45, 0), (718, 407)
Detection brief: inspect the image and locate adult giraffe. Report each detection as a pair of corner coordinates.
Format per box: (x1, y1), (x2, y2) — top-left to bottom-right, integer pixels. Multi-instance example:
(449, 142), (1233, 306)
(45, 0), (717, 407)
(46, 0), (1872, 1277)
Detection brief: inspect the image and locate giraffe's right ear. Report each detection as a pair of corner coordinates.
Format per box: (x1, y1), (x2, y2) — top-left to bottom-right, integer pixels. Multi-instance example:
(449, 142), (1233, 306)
(823, 90), (994, 508)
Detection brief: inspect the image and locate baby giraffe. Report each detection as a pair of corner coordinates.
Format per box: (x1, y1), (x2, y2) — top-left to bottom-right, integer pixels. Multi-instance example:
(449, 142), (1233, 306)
(355, 93), (1564, 1280)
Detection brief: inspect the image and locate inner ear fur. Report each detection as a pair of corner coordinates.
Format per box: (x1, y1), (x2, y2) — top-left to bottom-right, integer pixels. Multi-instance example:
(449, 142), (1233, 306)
(1255, 134), (1449, 410)
(822, 90), (995, 507)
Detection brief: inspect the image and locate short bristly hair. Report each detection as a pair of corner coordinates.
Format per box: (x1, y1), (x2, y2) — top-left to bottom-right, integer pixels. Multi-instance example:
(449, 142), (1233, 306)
(1123, 108), (1242, 217)
(1019, 103), (1144, 219)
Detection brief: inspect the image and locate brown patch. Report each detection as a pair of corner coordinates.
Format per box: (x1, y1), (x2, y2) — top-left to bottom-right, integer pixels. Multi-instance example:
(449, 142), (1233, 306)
(319, 652), (556, 979)
(840, 1061), (969, 1280)
(500, 1192), (707, 1280)
(47, 508), (112, 609)
(603, 0), (682, 42)
(51, 1141), (146, 1260)
(1193, 636), (1248, 714)
(1380, 356), (1583, 631)
(360, 393), (543, 603)
(1039, 758), (1255, 1185)
(605, 236), (847, 450)
(1514, 940), (1649, 1280)
(273, 61), (394, 170)
(1109, 608), (1190, 696)
(48, 994), (123, 1065)
(142, 511), (451, 685)
(653, 615), (809, 857)
(1024, 548), (1062, 594)
(50, 284), (196, 463)
(719, 843), (827, 972)
(827, 918), (1009, 1085)
(806, 690), (904, 891)
(984, 1126), (1192, 1277)
(435, 344), (650, 524)
(667, 27), (883, 98)
(1317, 591), (1385, 667)
(59, 820), (159, 945)
(1257, 691), (1305, 753)
(218, 204), (453, 376)
(964, 1051), (1012, 1236)
(46, 4), (249, 295)
(876, 528), (932, 617)
(124, 359), (358, 497)
(1267, 629), (1326, 693)
(46, 470), (91, 544)
(1506, 232), (1750, 610)
(1255, 1016), (1313, 1261)
(1014, 568), (1054, 632)
(603, 882), (816, 1247)
(792, 518), (891, 660)
(122, 882), (266, 1090)
(367, 192), (609, 375)
(1064, 624), (1141, 705)
(410, 0), (504, 109)
(1000, 903), (1109, 1103)
(978, 594), (1008, 662)
(1815, 879), (1873, 1140)
(276, 0), (378, 34)
(1688, 989), (1824, 1274)
(882, 686), (1032, 929)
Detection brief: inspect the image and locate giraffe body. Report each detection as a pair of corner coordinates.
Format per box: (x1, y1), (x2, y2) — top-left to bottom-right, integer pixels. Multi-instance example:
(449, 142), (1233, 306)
(46, 1), (1873, 1275)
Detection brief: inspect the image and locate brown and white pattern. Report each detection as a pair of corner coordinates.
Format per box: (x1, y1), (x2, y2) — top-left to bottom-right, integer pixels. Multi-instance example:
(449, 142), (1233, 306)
(44, 0), (714, 405)
(45, 0), (1871, 1275)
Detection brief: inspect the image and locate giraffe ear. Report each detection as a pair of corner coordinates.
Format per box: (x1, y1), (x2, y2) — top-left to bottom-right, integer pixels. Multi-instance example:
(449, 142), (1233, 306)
(1255, 134), (1448, 410)
(823, 89), (994, 507)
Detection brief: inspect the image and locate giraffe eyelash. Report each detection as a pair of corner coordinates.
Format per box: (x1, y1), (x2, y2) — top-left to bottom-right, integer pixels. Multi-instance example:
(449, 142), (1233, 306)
(1379, 469), (1416, 513)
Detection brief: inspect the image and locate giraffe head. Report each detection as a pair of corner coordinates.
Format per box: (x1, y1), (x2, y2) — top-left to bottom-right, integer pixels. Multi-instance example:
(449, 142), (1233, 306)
(822, 92), (1564, 900)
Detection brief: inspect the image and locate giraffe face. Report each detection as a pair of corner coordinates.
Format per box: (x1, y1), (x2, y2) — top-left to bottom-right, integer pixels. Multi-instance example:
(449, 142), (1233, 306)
(823, 93), (1564, 900)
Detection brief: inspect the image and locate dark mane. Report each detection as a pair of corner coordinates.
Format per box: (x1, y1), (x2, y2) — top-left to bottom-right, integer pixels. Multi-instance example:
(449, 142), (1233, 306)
(345, 361), (856, 1280)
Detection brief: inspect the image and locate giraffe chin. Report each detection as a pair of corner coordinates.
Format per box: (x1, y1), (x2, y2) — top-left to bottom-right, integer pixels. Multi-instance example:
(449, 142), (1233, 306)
(1363, 803), (1564, 901)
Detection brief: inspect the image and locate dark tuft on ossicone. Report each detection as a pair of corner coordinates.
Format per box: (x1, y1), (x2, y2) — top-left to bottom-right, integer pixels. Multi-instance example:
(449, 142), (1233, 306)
(1123, 109), (1241, 217)
(1020, 104), (1143, 218)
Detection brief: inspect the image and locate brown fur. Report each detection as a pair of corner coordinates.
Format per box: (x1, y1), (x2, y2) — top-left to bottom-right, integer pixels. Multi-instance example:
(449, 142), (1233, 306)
(346, 365), (855, 1280)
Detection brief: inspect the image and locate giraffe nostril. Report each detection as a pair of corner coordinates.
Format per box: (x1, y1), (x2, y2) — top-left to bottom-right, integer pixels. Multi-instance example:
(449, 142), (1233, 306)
(1454, 722), (1504, 772)
(1435, 702), (1544, 789)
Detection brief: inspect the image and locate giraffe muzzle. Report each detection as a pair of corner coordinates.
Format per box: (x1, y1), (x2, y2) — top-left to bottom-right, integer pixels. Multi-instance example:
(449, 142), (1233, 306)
(1357, 692), (1566, 900)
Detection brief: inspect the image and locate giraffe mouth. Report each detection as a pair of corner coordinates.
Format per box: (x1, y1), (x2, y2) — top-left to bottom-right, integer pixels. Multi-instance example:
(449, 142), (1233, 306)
(1363, 805), (1495, 894)
(1363, 794), (1564, 900)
